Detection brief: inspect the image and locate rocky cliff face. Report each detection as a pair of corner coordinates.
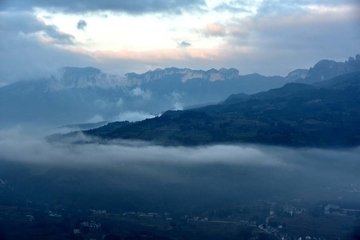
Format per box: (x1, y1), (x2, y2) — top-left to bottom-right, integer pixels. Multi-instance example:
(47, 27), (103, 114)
(48, 67), (128, 91)
(285, 69), (308, 81)
(298, 54), (360, 84)
(126, 67), (240, 84)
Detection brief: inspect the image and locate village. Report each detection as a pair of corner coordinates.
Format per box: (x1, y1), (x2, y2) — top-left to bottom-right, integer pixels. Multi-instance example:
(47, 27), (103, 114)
(1, 197), (360, 240)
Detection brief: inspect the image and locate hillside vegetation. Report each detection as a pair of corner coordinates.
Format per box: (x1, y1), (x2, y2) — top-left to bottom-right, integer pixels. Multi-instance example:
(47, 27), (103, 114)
(85, 72), (360, 147)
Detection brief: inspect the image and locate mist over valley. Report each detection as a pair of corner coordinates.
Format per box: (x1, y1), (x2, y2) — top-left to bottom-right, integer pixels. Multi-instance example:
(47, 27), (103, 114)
(1, 0), (360, 238)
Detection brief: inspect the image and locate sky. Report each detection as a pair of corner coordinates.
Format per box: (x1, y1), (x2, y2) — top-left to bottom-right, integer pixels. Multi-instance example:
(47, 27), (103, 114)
(0, 0), (359, 85)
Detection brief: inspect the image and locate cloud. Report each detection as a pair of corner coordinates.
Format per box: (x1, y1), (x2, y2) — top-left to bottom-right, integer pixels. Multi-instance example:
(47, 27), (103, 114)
(210, 1), (360, 76)
(116, 111), (156, 122)
(0, 12), (91, 85)
(0, 127), (280, 166)
(131, 87), (152, 100)
(1, 0), (207, 15)
(255, 0), (358, 17)
(1, 127), (360, 173)
(94, 99), (108, 108)
(43, 25), (75, 44)
(86, 114), (104, 123)
(0, 11), (75, 44)
(213, 2), (250, 13)
(77, 19), (87, 30)
(168, 91), (184, 110)
(0, 0), (359, 87)
(1, 127), (360, 218)
(204, 22), (227, 37)
(178, 41), (191, 48)
(115, 98), (123, 107)
(93, 47), (224, 64)
(173, 102), (183, 110)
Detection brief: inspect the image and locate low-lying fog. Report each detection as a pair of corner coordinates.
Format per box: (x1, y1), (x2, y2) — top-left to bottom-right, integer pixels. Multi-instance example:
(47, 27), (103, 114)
(0, 127), (360, 212)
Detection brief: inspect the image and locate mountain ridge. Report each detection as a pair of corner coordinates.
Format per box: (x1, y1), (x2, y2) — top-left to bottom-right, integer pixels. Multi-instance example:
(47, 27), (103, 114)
(1, 54), (359, 127)
(82, 71), (360, 147)
(297, 54), (360, 84)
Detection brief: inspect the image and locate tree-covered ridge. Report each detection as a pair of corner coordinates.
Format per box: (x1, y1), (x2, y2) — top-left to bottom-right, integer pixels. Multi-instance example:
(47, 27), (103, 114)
(84, 72), (360, 147)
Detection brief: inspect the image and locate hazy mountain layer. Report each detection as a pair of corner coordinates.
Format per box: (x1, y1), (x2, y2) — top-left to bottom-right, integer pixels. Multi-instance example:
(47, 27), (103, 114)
(297, 54), (360, 84)
(84, 72), (360, 147)
(0, 55), (359, 127)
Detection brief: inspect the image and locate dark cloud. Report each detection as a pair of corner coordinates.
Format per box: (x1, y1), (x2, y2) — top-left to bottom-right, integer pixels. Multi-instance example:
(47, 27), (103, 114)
(178, 41), (191, 48)
(0, 12), (75, 45)
(77, 19), (87, 30)
(0, 10), (150, 85)
(0, 12), (89, 85)
(0, 12), (44, 34)
(1, 0), (207, 15)
(218, 0), (360, 76)
(43, 25), (75, 44)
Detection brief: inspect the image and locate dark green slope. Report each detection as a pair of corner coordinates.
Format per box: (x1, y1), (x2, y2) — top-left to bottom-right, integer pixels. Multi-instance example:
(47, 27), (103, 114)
(84, 73), (360, 147)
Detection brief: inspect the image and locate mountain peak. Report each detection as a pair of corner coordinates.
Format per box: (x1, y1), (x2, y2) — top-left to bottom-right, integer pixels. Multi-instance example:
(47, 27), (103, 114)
(296, 54), (360, 84)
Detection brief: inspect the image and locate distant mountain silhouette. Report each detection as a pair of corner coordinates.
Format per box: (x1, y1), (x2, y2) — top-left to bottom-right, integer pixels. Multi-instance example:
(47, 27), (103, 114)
(297, 54), (360, 84)
(0, 54), (359, 127)
(83, 71), (360, 147)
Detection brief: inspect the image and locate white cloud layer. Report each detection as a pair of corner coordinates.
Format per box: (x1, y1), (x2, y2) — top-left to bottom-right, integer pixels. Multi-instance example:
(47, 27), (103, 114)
(1, 127), (360, 173)
(116, 111), (156, 122)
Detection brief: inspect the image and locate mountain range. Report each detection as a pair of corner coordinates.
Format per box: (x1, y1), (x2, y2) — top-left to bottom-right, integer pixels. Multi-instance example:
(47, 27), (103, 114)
(82, 71), (360, 147)
(1, 54), (359, 128)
